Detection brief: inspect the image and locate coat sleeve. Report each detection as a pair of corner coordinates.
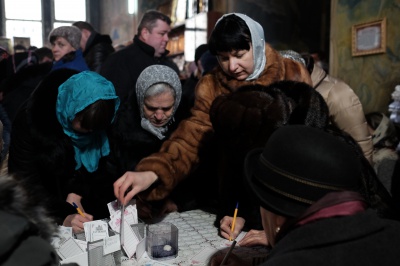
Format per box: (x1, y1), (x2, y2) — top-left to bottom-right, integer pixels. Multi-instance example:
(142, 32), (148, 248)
(321, 78), (373, 163)
(135, 75), (219, 201)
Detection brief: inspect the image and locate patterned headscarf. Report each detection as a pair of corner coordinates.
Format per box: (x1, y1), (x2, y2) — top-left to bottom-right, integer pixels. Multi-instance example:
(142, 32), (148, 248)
(215, 13), (266, 81)
(56, 71), (120, 172)
(136, 65), (182, 140)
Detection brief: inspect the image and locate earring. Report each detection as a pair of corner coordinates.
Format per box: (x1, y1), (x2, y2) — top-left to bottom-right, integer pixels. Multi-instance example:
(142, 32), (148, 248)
(275, 227), (280, 233)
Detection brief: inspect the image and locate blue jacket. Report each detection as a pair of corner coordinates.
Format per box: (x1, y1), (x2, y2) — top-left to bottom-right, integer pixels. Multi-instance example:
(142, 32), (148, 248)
(52, 49), (89, 72)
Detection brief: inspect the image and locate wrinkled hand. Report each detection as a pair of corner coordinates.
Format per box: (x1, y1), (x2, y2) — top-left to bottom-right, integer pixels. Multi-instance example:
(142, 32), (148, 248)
(113, 171), (158, 205)
(209, 250), (248, 266)
(219, 216), (245, 241)
(63, 213), (93, 234)
(238, 229), (269, 247)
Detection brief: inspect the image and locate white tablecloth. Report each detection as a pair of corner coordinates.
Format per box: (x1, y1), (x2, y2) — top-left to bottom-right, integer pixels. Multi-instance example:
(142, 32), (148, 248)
(126, 209), (269, 266)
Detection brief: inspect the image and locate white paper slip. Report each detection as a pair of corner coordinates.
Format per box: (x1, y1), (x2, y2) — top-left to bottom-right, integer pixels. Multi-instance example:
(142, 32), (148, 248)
(121, 220), (140, 258)
(58, 237), (85, 259)
(103, 234), (121, 255)
(84, 220), (109, 242)
(75, 239), (88, 252)
(60, 251), (88, 266)
(58, 226), (73, 239)
(107, 200), (120, 216)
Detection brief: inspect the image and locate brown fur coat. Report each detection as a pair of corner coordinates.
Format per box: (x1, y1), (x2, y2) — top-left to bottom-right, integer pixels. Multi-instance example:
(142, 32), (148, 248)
(136, 43), (312, 200)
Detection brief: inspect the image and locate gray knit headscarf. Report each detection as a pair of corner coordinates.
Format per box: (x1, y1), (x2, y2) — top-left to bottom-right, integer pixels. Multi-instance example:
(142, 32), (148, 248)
(136, 65), (182, 139)
(215, 13), (266, 81)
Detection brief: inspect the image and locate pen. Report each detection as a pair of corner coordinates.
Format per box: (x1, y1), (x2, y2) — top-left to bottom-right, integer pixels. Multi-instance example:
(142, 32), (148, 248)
(220, 240), (237, 265)
(72, 202), (86, 218)
(229, 202), (239, 241)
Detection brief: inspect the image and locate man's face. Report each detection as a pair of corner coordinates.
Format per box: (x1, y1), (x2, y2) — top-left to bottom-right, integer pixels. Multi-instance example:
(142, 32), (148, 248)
(141, 19), (170, 57)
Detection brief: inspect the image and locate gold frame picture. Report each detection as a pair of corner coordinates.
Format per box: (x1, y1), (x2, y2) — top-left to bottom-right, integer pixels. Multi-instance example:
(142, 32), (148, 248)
(352, 18), (386, 56)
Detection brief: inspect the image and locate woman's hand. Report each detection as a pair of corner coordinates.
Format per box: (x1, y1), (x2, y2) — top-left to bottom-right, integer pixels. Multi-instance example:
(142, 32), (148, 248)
(113, 171), (158, 205)
(66, 193), (83, 208)
(63, 213), (93, 234)
(219, 216), (245, 241)
(238, 229), (269, 247)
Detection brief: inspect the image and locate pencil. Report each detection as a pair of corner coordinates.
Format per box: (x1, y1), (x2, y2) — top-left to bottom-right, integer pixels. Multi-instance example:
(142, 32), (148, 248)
(72, 202), (86, 218)
(229, 202), (239, 241)
(220, 240), (237, 265)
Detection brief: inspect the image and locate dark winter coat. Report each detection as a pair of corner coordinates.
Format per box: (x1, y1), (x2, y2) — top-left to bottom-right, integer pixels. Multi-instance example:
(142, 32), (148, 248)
(210, 81), (330, 229)
(0, 175), (60, 266)
(83, 32), (114, 73)
(1, 62), (52, 122)
(263, 210), (400, 266)
(107, 97), (181, 178)
(100, 35), (179, 103)
(8, 69), (114, 224)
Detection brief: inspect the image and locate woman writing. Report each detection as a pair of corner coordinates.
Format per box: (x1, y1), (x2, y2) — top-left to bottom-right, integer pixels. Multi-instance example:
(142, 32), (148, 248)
(211, 125), (400, 266)
(8, 70), (119, 233)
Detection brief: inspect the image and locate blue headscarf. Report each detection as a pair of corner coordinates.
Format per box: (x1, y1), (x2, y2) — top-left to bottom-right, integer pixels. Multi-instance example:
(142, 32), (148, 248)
(56, 71), (120, 172)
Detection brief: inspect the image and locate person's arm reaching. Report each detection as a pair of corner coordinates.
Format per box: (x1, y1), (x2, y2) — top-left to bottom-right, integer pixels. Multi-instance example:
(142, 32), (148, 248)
(113, 171), (158, 205)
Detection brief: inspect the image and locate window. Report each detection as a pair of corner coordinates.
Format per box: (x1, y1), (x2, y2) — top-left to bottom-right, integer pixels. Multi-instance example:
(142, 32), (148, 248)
(2, 0), (86, 50)
(5, 0), (43, 48)
(54, 0), (86, 28)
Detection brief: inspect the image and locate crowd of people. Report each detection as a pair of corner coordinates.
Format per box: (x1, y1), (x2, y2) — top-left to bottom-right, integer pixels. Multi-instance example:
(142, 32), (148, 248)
(0, 9), (399, 266)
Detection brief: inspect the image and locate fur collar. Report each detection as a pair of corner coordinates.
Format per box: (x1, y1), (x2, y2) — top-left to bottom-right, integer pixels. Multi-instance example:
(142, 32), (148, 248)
(0, 175), (56, 241)
(214, 43), (285, 92)
(373, 148), (399, 168)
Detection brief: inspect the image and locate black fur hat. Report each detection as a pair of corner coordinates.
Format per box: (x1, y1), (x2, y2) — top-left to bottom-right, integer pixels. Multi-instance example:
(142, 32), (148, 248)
(210, 80), (329, 151)
(244, 125), (362, 218)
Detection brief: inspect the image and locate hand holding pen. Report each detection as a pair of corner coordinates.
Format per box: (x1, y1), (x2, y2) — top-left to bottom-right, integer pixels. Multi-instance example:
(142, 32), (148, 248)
(219, 203), (245, 241)
(63, 202), (93, 233)
(229, 202), (239, 241)
(72, 202), (86, 217)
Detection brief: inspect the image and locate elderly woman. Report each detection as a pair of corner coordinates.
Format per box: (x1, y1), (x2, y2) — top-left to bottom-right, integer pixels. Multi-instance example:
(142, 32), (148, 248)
(108, 65), (182, 174)
(49, 25), (89, 72)
(107, 65), (184, 215)
(211, 125), (400, 266)
(8, 70), (119, 233)
(113, 13), (311, 207)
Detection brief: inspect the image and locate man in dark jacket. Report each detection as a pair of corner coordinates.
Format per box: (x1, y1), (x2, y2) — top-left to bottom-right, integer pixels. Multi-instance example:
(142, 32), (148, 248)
(72, 21), (114, 73)
(100, 10), (179, 104)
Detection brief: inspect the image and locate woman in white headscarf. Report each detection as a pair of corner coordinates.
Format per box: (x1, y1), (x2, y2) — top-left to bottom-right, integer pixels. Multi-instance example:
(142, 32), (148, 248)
(113, 13), (312, 221)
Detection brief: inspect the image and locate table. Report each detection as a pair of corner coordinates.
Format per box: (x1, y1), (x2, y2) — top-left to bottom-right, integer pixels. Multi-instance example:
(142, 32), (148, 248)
(125, 209), (269, 266)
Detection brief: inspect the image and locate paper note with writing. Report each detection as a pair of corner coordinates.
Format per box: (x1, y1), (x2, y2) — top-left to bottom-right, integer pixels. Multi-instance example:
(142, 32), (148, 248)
(190, 247), (219, 265)
(74, 239), (88, 251)
(51, 226), (73, 249)
(58, 237), (85, 259)
(60, 251), (88, 266)
(91, 221), (109, 241)
(83, 220), (109, 242)
(103, 234), (121, 255)
(107, 200), (120, 216)
(109, 203), (138, 233)
(122, 220), (140, 258)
